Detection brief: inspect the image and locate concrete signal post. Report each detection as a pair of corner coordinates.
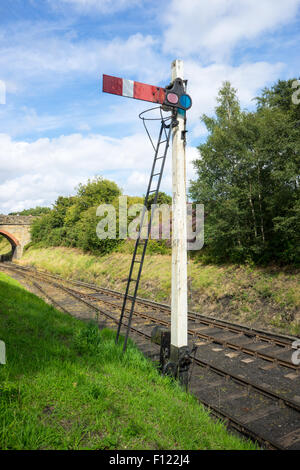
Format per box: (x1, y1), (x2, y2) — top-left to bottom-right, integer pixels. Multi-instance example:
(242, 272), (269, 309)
(169, 60), (190, 386)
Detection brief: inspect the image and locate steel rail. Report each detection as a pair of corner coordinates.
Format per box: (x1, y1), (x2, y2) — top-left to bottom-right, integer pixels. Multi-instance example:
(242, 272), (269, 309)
(73, 290), (298, 369)
(2, 262), (299, 370)
(4, 262), (298, 347)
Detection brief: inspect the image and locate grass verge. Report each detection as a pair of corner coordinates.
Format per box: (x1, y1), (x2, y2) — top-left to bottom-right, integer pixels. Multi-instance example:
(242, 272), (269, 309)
(0, 271), (257, 450)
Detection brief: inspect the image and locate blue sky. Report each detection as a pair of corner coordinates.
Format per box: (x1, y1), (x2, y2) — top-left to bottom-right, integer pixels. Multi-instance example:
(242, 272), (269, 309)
(0, 0), (299, 213)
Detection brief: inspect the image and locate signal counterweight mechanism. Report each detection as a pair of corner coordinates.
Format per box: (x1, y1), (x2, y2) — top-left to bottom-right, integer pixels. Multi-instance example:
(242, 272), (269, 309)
(151, 326), (192, 389)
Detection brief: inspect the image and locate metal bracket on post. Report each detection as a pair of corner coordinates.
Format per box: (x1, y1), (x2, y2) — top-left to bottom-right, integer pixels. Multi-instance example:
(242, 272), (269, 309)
(151, 326), (171, 373)
(169, 345), (192, 390)
(151, 326), (192, 389)
(181, 129), (188, 141)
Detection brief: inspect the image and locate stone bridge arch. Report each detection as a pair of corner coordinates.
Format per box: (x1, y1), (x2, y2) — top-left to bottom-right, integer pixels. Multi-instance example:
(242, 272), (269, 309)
(0, 215), (35, 260)
(0, 229), (20, 260)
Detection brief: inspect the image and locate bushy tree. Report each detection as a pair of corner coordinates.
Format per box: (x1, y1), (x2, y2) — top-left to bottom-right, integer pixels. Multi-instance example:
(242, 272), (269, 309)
(190, 80), (300, 264)
(76, 205), (121, 254)
(145, 191), (172, 210)
(31, 176), (123, 254)
(76, 177), (121, 210)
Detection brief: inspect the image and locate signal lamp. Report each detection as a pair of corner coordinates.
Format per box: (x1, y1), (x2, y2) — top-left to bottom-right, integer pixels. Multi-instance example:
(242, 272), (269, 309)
(179, 94), (192, 110)
(166, 92), (179, 104)
(163, 78), (192, 111)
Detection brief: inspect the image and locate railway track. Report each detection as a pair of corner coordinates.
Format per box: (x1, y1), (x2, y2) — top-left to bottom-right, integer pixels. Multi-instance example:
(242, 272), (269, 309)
(1, 262), (300, 450)
(5, 261), (298, 368)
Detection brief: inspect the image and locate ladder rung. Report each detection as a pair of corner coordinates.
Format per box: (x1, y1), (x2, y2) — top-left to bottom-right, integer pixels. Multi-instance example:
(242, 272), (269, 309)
(129, 278), (137, 283)
(155, 156), (165, 160)
(148, 190), (157, 193)
(152, 173), (161, 177)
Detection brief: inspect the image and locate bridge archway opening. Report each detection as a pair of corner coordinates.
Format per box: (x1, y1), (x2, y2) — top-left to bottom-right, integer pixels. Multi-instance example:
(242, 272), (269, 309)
(0, 230), (20, 261)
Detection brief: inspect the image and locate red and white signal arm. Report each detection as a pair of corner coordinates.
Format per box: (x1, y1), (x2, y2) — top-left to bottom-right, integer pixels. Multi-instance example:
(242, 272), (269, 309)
(102, 74), (192, 110)
(103, 74), (166, 105)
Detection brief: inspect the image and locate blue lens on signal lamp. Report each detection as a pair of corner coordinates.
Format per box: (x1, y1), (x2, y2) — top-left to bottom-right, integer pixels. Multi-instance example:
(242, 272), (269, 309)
(179, 94), (192, 109)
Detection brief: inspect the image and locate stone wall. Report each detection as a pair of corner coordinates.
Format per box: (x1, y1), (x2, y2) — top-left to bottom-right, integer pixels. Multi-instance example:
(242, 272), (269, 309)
(0, 215), (34, 225)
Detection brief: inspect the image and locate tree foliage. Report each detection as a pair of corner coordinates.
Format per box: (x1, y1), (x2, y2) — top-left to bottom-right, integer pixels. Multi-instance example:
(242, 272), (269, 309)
(30, 177), (123, 255)
(9, 207), (51, 216)
(190, 80), (300, 264)
(145, 191), (172, 210)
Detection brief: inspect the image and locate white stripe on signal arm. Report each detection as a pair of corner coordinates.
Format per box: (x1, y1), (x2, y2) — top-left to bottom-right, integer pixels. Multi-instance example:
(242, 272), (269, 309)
(122, 79), (134, 98)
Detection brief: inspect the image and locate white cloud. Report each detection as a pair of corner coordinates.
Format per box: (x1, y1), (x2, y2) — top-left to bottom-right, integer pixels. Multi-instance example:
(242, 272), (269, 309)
(0, 132), (153, 213)
(184, 60), (284, 129)
(0, 27), (167, 91)
(163, 0), (300, 59)
(0, 11), (287, 136)
(0, 131), (197, 213)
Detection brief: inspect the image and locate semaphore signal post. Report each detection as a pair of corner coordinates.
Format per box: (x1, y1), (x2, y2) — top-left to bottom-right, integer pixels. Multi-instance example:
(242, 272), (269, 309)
(170, 60), (189, 386)
(102, 59), (192, 386)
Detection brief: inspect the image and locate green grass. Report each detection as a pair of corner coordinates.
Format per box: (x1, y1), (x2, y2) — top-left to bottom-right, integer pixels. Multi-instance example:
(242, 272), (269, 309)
(0, 237), (11, 255)
(0, 272), (256, 450)
(20, 246), (300, 336)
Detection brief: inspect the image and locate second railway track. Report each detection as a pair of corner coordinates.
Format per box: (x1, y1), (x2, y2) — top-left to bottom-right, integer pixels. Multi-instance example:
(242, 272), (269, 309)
(1, 261), (300, 450)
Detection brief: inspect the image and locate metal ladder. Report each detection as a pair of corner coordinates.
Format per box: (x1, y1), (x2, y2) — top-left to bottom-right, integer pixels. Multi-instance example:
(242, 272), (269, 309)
(116, 113), (176, 352)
